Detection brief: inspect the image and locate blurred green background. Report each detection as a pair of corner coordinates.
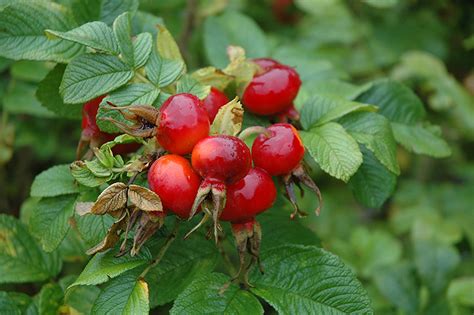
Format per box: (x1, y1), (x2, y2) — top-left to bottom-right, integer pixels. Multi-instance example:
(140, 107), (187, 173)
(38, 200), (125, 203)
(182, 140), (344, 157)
(1, 0), (473, 313)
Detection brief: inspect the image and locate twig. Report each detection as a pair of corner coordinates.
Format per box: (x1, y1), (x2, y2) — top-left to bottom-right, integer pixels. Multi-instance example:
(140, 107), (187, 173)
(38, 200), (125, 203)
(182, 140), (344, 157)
(140, 220), (181, 278)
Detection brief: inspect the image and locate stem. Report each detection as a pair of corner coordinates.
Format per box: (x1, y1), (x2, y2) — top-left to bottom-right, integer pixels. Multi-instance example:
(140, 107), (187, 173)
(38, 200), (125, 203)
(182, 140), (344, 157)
(134, 72), (151, 84)
(140, 220), (180, 278)
(238, 126), (270, 140)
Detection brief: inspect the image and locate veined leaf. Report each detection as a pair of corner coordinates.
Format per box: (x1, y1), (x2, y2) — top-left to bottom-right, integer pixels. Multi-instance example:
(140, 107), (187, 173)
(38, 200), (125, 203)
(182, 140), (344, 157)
(145, 50), (185, 87)
(250, 245), (373, 314)
(0, 1), (84, 62)
(113, 12), (134, 66)
(60, 53), (134, 103)
(133, 32), (152, 68)
(156, 25), (183, 62)
(176, 75), (211, 99)
(300, 122), (363, 182)
(46, 21), (119, 54)
(170, 273), (263, 315)
(300, 94), (377, 129)
(30, 195), (77, 252)
(31, 164), (79, 197)
(0, 214), (62, 283)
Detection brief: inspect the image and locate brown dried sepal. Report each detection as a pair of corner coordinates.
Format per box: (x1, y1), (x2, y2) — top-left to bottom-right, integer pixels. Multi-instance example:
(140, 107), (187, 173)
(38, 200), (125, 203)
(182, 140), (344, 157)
(86, 214), (128, 255)
(128, 184), (163, 212)
(91, 182), (128, 215)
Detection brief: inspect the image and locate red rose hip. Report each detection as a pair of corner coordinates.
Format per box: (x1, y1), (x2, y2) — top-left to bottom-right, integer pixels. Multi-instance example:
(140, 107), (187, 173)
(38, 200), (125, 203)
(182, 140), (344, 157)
(252, 123), (304, 176)
(220, 168), (276, 223)
(157, 93), (210, 155)
(202, 87), (230, 123)
(242, 64), (301, 115)
(148, 155), (201, 219)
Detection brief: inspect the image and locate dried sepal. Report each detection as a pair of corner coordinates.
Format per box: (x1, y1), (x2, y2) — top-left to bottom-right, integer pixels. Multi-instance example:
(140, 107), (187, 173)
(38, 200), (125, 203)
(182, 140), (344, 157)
(75, 202), (94, 216)
(91, 182), (128, 215)
(86, 215), (127, 255)
(131, 212), (165, 256)
(128, 184), (163, 212)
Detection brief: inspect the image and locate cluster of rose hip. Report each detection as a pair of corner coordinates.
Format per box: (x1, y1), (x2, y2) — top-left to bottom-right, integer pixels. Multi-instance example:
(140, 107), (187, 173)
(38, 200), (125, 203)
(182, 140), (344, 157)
(81, 57), (320, 278)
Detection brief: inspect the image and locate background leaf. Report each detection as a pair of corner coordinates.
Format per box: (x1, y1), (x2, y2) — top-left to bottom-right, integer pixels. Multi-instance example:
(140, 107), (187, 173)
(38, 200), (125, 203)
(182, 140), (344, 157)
(250, 245), (373, 314)
(30, 164), (79, 197)
(170, 273), (263, 315)
(0, 214), (62, 283)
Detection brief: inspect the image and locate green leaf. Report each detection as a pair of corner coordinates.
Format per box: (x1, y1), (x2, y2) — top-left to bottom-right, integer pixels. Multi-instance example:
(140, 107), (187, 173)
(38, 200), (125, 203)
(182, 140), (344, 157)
(170, 273), (263, 315)
(60, 53), (134, 104)
(0, 1), (84, 62)
(63, 281), (100, 315)
(71, 248), (151, 287)
(145, 50), (185, 87)
(36, 64), (82, 119)
(373, 262), (419, 315)
(113, 12), (134, 66)
(356, 79), (426, 124)
(92, 269), (149, 315)
(156, 25), (183, 62)
(348, 146), (397, 209)
(146, 234), (219, 307)
(300, 94), (377, 130)
(70, 161), (111, 187)
(31, 164), (79, 197)
(97, 83), (160, 133)
(413, 238), (460, 295)
(0, 292), (21, 315)
(38, 283), (63, 315)
(10, 60), (51, 83)
(210, 98), (243, 136)
(0, 214), (62, 283)
(300, 122), (363, 182)
(133, 32), (152, 68)
(391, 123), (451, 158)
(176, 75), (211, 99)
(339, 112), (399, 174)
(132, 11), (164, 37)
(447, 278), (474, 306)
(46, 21), (119, 54)
(100, 0), (139, 26)
(250, 245), (372, 314)
(29, 195), (76, 252)
(203, 11), (268, 68)
(311, 80), (372, 100)
(4, 81), (55, 117)
(75, 214), (115, 247)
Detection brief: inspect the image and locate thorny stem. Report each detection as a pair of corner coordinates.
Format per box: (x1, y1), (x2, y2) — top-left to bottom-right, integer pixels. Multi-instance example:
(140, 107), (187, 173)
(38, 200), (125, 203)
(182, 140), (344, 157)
(140, 220), (181, 278)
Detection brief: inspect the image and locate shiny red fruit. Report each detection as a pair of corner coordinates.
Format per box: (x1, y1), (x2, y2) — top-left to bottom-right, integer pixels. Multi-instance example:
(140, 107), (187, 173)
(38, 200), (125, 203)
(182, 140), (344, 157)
(242, 64), (301, 115)
(148, 155), (201, 219)
(252, 123), (305, 176)
(157, 93), (210, 155)
(192, 135), (251, 184)
(81, 96), (140, 155)
(220, 168), (276, 223)
(202, 87), (229, 123)
(252, 58), (280, 72)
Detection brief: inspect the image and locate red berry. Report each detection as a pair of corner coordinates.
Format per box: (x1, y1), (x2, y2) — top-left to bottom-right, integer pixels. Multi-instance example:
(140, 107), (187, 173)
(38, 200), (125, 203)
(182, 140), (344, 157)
(202, 87), (230, 123)
(252, 58), (280, 72)
(148, 155), (201, 219)
(156, 93), (210, 155)
(81, 96), (140, 155)
(242, 64), (301, 115)
(220, 168), (276, 223)
(252, 123), (304, 176)
(192, 135), (251, 184)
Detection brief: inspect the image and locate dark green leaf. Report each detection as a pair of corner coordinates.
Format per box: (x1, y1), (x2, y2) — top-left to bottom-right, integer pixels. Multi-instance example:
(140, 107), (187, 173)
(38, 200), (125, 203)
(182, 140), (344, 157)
(391, 123), (451, 158)
(75, 213), (115, 247)
(10, 61), (51, 83)
(250, 245), (373, 314)
(36, 64), (82, 119)
(30, 195), (76, 252)
(4, 81), (55, 117)
(170, 273), (263, 315)
(133, 32), (152, 68)
(300, 122), (363, 182)
(203, 11), (268, 68)
(176, 75), (211, 99)
(355, 79), (425, 124)
(72, 247), (151, 287)
(0, 1), (84, 62)
(38, 283), (63, 315)
(92, 269), (149, 315)
(0, 214), (62, 283)
(339, 112), (399, 174)
(300, 94), (377, 130)
(348, 147), (397, 208)
(113, 12), (134, 66)
(145, 50), (185, 87)
(100, 0), (139, 26)
(60, 53), (134, 104)
(0, 292), (21, 315)
(46, 21), (119, 54)
(31, 164), (79, 197)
